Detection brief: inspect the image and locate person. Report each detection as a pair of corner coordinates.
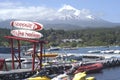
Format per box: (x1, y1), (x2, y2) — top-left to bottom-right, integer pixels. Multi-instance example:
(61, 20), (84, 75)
(65, 63), (79, 75)
(79, 61), (83, 66)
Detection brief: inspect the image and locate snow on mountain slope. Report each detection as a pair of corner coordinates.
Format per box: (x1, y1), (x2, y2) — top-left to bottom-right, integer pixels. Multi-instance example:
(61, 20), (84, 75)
(0, 5), (119, 30)
(57, 5), (95, 20)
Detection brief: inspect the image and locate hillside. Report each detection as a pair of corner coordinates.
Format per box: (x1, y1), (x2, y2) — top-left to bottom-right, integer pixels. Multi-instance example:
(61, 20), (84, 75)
(0, 27), (120, 47)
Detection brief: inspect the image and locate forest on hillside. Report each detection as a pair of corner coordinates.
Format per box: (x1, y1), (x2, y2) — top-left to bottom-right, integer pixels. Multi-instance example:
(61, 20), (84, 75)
(0, 27), (120, 47)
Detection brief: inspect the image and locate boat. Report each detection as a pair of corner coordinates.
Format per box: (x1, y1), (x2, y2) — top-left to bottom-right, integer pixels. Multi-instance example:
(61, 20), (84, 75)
(24, 48), (58, 57)
(114, 50), (120, 54)
(23, 48), (40, 56)
(27, 70), (96, 80)
(0, 58), (5, 70)
(0, 47), (18, 53)
(51, 73), (70, 80)
(48, 46), (61, 51)
(73, 71), (95, 80)
(0, 47), (18, 59)
(88, 50), (101, 53)
(27, 70), (57, 80)
(22, 58), (38, 64)
(5, 57), (26, 62)
(36, 53), (58, 57)
(101, 50), (114, 54)
(63, 47), (78, 50)
(74, 63), (103, 74)
(27, 74), (51, 80)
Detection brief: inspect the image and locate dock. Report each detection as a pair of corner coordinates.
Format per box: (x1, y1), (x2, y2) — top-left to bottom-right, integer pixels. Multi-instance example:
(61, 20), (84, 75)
(0, 69), (36, 80)
(78, 53), (120, 59)
(78, 53), (120, 68)
(1, 53), (120, 79)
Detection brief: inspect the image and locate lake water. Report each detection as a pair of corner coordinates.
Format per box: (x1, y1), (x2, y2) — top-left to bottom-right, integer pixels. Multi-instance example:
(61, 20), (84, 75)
(87, 67), (120, 80)
(48, 46), (120, 80)
(0, 46), (120, 80)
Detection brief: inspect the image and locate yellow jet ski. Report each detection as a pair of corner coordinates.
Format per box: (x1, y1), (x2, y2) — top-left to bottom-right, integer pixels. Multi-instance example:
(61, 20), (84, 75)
(73, 71), (96, 80)
(27, 69), (57, 80)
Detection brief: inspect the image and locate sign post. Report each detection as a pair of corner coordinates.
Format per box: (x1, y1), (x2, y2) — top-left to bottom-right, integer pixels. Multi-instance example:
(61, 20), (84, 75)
(5, 20), (45, 71)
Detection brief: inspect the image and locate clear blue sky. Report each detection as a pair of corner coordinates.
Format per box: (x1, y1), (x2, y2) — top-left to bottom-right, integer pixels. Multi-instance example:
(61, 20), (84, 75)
(0, 0), (120, 23)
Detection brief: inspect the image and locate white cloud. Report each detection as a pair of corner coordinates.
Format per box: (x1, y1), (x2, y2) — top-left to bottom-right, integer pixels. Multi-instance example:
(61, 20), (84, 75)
(0, 1), (58, 21)
(0, 1), (22, 8)
(0, 5), (57, 21)
(0, 2), (96, 21)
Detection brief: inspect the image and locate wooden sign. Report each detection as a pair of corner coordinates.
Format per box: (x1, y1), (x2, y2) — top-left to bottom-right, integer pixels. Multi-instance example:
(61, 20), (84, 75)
(11, 29), (43, 39)
(10, 21), (43, 31)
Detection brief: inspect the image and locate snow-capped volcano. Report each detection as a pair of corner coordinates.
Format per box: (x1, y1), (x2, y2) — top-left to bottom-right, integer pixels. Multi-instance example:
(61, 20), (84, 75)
(57, 5), (94, 20)
(0, 5), (119, 30)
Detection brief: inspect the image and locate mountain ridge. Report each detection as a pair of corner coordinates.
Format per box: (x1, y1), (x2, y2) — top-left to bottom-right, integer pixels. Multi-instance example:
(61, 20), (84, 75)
(0, 5), (120, 30)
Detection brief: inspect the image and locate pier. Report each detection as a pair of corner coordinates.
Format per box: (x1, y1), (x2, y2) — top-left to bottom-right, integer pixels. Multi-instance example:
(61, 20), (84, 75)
(0, 53), (120, 79)
(0, 69), (36, 80)
(78, 53), (120, 59)
(1, 35), (47, 80)
(78, 53), (120, 68)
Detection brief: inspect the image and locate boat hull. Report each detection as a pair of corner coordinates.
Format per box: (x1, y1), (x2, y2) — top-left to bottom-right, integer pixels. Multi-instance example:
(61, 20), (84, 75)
(74, 63), (103, 74)
(0, 58), (5, 70)
(37, 53), (58, 57)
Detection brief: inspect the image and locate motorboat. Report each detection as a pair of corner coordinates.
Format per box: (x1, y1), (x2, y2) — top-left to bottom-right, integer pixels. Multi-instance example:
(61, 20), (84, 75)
(24, 48), (58, 58)
(36, 53), (58, 57)
(63, 47), (78, 50)
(88, 50), (101, 53)
(5, 57), (26, 62)
(48, 46), (61, 51)
(101, 50), (114, 54)
(22, 58), (38, 64)
(114, 50), (120, 54)
(74, 63), (103, 74)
